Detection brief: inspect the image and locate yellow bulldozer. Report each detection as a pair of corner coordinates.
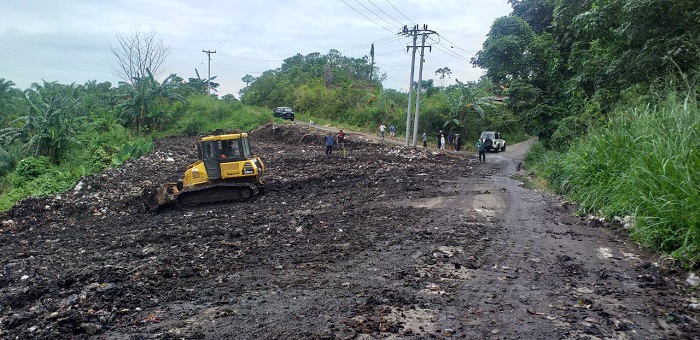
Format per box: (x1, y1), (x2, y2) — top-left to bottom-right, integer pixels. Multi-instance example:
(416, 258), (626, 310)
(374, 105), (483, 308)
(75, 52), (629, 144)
(155, 132), (265, 207)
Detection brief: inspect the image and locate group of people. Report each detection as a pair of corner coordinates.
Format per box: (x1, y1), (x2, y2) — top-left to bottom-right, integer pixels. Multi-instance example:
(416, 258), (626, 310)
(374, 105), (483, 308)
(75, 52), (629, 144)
(431, 130), (489, 163)
(436, 130), (464, 151)
(325, 129), (346, 156)
(378, 124), (396, 140)
(326, 125), (489, 163)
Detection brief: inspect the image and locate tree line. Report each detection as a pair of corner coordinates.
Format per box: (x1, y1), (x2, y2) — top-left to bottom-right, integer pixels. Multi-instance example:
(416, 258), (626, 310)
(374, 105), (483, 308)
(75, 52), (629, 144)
(472, 0), (700, 145)
(239, 50), (521, 143)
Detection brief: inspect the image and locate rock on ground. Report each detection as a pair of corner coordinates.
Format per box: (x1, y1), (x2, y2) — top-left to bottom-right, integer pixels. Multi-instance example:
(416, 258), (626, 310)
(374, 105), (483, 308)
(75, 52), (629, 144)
(0, 123), (698, 339)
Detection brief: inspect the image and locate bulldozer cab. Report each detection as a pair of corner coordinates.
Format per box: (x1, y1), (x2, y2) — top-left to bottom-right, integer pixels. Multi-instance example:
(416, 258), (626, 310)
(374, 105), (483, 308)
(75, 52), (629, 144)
(153, 132), (264, 209)
(200, 133), (253, 179)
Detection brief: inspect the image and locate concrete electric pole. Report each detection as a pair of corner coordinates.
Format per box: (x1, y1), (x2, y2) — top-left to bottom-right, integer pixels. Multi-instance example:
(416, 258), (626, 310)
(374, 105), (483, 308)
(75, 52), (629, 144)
(400, 25), (436, 148)
(402, 25), (418, 146)
(202, 49), (216, 95)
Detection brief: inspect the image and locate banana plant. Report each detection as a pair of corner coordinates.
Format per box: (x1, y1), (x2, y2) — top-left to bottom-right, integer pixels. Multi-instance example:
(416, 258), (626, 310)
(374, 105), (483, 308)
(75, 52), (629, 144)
(442, 80), (495, 131)
(117, 69), (186, 132)
(111, 138), (154, 166)
(0, 81), (84, 163)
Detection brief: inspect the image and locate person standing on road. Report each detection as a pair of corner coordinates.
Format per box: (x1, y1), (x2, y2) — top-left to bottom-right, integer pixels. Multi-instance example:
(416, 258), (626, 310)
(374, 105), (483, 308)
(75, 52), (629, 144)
(476, 138), (486, 163)
(437, 130), (443, 149)
(440, 133), (446, 150)
(336, 129), (346, 156)
(422, 132), (428, 149)
(325, 132), (335, 155)
(379, 124), (386, 139)
(455, 134), (462, 151)
(389, 124), (396, 139)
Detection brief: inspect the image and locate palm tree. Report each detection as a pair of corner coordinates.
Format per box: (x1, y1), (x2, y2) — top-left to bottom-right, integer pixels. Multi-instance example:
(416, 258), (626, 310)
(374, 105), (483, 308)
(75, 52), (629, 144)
(0, 78), (15, 94)
(0, 78), (19, 126)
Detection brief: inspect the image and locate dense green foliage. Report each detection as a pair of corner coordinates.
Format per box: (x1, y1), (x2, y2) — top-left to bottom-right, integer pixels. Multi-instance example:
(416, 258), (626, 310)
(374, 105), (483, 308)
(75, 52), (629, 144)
(526, 92), (700, 267)
(240, 50), (386, 123)
(239, 50), (520, 143)
(495, 0), (700, 266)
(476, 0), (700, 143)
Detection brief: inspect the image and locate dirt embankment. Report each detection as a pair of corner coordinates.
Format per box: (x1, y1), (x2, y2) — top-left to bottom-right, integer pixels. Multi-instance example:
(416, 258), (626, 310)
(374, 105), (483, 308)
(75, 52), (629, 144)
(0, 123), (698, 339)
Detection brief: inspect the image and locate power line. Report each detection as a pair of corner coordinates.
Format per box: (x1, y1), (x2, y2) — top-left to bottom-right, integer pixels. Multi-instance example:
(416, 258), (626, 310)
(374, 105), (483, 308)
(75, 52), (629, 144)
(352, 0), (401, 30)
(428, 36), (472, 61)
(213, 59), (263, 76)
(384, 0), (415, 25)
(434, 34), (477, 56)
(376, 49), (404, 57)
(340, 35), (403, 53)
(429, 40), (471, 63)
(366, 0), (404, 27)
(339, 0), (396, 34)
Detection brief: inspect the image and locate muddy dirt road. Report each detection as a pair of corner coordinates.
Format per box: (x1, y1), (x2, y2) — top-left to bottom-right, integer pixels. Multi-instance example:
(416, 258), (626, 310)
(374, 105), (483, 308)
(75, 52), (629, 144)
(1, 123), (698, 339)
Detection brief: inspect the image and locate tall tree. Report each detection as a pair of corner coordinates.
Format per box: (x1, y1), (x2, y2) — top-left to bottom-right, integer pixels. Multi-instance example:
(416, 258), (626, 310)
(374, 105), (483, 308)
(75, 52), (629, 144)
(242, 74), (255, 88)
(435, 67), (452, 86)
(471, 16), (537, 83)
(110, 30), (171, 85)
(508, 0), (555, 34)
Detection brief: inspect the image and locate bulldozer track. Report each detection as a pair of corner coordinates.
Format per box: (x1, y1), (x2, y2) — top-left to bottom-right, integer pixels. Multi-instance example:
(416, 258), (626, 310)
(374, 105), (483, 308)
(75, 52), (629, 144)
(175, 182), (260, 207)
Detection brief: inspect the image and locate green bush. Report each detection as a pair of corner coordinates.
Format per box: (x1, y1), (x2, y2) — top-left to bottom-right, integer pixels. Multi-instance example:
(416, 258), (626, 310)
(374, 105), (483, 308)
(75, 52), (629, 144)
(11, 156), (52, 186)
(527, 91), (700, 267)
(0, 169), (78, 211)
(162, 95), (268, 136)
(112, 138), (154, 166)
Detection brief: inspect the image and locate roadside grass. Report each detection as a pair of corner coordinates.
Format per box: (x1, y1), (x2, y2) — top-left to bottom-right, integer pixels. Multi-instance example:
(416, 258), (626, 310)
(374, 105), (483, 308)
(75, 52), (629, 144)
(156, 96), (270, 137)
(527, 93), (700, 267)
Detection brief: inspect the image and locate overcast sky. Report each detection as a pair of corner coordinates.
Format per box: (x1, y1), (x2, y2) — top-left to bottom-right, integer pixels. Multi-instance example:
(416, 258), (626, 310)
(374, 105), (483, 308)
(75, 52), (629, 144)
(1, 0), (512, 96)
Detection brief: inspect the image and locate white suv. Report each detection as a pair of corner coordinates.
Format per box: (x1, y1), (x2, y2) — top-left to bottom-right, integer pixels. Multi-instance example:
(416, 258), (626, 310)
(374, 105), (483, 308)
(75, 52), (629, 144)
(479, 131), (506, 152)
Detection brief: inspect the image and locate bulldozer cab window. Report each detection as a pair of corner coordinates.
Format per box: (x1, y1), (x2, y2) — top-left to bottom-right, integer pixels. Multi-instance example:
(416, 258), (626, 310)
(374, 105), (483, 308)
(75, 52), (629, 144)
(241, 138), (253, 158)
(203, 142), (216, 160)
(219, 140), (242, 160)
(220, 140), (232, 158)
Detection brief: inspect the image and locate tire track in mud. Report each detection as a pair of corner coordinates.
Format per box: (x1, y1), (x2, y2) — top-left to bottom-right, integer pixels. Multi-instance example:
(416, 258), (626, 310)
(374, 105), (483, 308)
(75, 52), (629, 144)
(1, 125), (697, 339)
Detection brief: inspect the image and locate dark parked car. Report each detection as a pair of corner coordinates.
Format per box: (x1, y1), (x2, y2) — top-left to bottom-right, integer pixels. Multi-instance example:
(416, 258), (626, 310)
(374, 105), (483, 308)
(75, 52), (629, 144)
(273, 107), (295, 121)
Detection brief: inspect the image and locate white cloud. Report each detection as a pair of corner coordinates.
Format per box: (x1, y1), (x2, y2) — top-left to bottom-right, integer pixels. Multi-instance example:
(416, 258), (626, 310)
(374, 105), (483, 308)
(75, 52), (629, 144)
(0, 0), (511, 95)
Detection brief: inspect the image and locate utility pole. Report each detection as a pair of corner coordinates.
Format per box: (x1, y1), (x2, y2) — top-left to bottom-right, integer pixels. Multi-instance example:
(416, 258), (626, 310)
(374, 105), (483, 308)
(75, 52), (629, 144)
(412, 31), (429, 147)
(369, 43), (375, 82)
(202, 49), (216, 95)
(400, 25), (436, 148)
(402, 25), (418, 146)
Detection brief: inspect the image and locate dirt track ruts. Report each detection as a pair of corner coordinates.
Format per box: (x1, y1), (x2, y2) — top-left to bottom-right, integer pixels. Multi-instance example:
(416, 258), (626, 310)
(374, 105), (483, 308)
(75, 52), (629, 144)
(0, 122), (698, 339)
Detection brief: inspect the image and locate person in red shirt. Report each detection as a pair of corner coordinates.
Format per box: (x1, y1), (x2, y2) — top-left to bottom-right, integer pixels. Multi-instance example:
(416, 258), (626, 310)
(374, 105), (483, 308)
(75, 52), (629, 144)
(336, 130), (346, 156)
